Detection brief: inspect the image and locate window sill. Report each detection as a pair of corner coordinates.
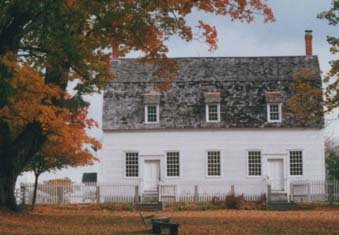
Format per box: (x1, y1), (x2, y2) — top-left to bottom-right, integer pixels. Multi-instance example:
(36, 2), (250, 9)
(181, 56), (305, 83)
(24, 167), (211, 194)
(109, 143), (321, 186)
(206, 175), (223, 178)
(164, 176), (181, 179)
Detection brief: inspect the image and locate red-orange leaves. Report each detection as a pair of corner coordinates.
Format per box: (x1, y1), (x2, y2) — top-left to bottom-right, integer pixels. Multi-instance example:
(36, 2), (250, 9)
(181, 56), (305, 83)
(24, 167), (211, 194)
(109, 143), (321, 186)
(0, 55), (63, 133)
(0, 54), (100, 167)
(237, 0), (248, 10)
(64, 0), (74, 8)
(198, 21), (218, 51)
(286, 69), (323, 126)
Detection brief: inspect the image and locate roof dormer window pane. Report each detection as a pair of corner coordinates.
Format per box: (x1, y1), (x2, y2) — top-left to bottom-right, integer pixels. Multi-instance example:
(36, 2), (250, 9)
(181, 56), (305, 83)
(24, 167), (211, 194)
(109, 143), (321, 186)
(267, 103), (282, 123)
(206, 104), (220, 122)
(145, 105), (159, 123)
(270, 104), (279, 120)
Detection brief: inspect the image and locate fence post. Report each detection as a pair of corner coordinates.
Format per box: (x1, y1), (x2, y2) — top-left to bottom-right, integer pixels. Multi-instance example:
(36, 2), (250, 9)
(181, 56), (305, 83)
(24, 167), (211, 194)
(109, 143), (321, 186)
(96, 186), (100, 204)
(134, 185), (139, 204)
(230, 185), (235, 195)
(20, 184), (26, 205)
(57, 186), (63, 204)
(194, 185), (199, 202)
(267, 184), (271, 204)
(328, 181), (334, 205)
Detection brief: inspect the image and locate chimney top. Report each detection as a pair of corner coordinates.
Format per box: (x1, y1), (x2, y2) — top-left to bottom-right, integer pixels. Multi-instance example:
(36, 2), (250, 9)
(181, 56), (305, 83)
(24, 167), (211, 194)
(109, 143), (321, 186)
(112, 42), (119, 59)
(305, 30), (313, 57)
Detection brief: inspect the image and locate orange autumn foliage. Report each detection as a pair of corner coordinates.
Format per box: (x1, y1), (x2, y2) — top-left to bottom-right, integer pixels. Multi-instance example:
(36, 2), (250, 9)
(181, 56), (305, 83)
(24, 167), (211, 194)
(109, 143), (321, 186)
(0, 55), (100, 167)
(286, 69), (323, 126)
(86, 0), (274, 90)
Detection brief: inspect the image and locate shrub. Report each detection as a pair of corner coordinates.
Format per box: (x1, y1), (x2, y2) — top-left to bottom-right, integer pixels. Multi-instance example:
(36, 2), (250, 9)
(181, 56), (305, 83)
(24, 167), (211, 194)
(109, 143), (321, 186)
(211, 196), (223, 206)
(172, 202), (197, 211)
(255, 194), (267, 210)
(167, 201), (218, 211)
(122, 203), (134, 211)
(224, 193), (244, 209)
(100, 202), (134, 211)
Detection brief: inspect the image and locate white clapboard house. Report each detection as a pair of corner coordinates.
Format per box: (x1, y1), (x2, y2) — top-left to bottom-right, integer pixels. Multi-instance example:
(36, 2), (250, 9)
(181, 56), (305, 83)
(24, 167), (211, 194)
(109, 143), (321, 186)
(98, 31), (324, 203)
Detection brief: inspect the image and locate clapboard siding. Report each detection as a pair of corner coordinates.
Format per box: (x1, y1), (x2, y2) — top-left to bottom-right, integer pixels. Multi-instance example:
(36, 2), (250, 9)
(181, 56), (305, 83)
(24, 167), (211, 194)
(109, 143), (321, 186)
(98, 129), (325, 190)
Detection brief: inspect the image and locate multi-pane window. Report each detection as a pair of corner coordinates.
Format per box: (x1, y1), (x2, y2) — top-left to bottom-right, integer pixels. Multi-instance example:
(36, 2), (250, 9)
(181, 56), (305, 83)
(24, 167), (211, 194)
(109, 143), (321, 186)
(268, 104), (282, 122)
(167, 152), (180, 177)
(145, 105), (158, 123)
(207, 151), (221, 176)
(125, 152), (139, 177)
(290, 151), (303, 176)
(206, 104), (220, 122)
(248, 151), (261, 176)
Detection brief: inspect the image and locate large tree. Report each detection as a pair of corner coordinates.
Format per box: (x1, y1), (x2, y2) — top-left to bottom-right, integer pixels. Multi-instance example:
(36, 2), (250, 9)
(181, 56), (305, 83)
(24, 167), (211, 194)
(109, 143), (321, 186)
(0, 0), (273, 210)
(325, 137), (339, 180)
(319, 1), (339, 112)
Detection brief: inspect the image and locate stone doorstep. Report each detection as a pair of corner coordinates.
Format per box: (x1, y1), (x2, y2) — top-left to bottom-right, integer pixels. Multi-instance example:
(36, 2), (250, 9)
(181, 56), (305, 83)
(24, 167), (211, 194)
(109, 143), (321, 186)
(135, 202), (163, 211)
(270, 192), (288, 202)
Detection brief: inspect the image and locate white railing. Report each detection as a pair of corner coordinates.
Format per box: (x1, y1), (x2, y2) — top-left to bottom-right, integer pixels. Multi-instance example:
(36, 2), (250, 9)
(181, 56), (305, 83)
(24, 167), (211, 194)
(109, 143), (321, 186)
(18, 182), (138, 205)
(159, 180), (267, 203)
(17, 180), (339, 205)
(290, 179), (339, 203)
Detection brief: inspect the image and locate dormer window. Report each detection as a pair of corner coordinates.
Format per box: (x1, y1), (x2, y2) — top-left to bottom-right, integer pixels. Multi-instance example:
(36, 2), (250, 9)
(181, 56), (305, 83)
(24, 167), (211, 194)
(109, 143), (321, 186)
(265, 91), (283, 123)
(145, 104), (159, 123)
(204, 91), (221, 123)
(206, 104), (220, 122)
(267, 103), (282, 123)
(144, 91), (161, 124)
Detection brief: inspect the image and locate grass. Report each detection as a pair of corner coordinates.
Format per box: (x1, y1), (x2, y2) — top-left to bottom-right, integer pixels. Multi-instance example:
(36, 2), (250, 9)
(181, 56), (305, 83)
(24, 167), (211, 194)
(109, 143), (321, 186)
(1, 204), (339, 234)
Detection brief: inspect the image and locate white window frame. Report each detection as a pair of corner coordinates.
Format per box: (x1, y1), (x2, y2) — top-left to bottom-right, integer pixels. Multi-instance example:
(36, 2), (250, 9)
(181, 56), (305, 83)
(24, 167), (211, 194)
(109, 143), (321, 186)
(165, 151), (180, 178)
(289, 150), (303, 176)
(206, 150), (222, 177)
(206, 103), (221, 123)
(267, 103), (282, 123)
(145, 104), (159, 124)
(124, 151), (139, 178)
(247, 151), (262, 177)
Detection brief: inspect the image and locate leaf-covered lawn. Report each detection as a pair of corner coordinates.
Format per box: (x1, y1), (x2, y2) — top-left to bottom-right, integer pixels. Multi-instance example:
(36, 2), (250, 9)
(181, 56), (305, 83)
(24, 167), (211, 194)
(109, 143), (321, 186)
(1, 205), (339, 235)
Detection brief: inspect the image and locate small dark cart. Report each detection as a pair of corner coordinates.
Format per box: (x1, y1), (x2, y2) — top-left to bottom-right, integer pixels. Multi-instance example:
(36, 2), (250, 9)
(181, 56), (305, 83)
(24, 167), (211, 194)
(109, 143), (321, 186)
(151, 217), (179, 235)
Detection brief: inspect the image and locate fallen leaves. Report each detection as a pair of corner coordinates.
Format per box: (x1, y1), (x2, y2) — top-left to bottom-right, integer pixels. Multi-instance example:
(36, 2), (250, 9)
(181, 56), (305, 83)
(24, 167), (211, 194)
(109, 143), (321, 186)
(1, 205), (339, 235)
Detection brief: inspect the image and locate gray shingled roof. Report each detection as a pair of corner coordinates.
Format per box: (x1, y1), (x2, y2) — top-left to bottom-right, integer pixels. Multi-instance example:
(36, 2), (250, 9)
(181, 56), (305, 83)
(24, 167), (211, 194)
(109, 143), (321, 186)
(103, 56), (323, 130)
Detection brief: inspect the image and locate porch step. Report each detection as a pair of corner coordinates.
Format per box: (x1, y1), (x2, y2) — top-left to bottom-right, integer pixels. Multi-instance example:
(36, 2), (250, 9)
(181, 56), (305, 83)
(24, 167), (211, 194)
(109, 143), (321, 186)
(270, 193), (288, 202)
(135, 202), (163, 211)
(143, 191), (159, 203)
(268, 201), (297, 211)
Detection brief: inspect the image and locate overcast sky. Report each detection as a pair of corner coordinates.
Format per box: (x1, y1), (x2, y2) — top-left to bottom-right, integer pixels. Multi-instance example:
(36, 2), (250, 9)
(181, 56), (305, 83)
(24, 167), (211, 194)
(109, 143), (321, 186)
(19, 0), (338, 184)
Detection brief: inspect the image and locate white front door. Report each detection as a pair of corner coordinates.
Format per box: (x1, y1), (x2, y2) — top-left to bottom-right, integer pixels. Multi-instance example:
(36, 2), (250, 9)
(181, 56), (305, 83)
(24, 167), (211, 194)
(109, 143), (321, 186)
(267, 159), (284, 191)
(144, 160), (160, 191)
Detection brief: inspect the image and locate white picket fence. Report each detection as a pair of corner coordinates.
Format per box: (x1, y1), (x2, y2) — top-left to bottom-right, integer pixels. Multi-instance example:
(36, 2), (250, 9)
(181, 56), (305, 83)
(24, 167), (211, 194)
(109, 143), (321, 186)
(159, 181), (267, 203)
(15, 180), (339, 205)
(16, 183), (137, 205)
(290, 180), (339, 203)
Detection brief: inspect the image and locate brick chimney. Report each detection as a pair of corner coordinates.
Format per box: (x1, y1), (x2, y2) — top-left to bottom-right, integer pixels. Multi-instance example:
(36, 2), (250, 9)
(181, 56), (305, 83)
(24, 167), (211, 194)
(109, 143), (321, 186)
(112, 42), (119, 59)
(305, 30), (313, 56)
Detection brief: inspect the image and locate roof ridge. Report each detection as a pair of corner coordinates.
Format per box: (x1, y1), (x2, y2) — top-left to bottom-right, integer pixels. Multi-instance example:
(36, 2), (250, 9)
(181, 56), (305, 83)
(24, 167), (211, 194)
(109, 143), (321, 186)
(115, 55), (318, 60)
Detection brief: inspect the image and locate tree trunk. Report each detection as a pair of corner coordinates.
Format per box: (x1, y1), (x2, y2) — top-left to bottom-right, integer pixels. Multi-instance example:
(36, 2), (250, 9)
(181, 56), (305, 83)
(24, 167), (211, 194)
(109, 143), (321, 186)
(0, 122), (45, 211)
(0, 174), (18, 211)
(31, 173), (40, 210)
